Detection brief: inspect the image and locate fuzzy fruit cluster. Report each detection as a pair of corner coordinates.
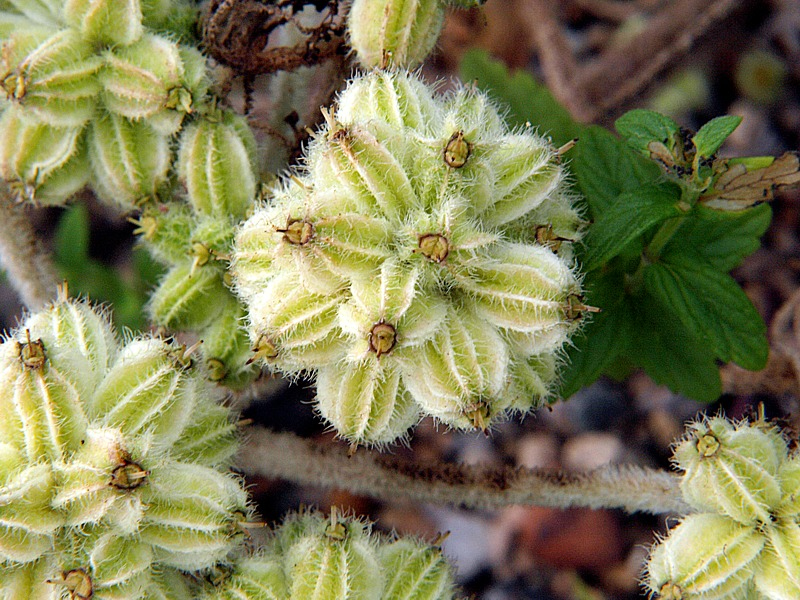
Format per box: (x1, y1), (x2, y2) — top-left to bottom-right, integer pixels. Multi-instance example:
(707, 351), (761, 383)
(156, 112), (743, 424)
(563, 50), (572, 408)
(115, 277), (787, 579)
(646, 416), (800, 600)
(233, 70), (585, 446)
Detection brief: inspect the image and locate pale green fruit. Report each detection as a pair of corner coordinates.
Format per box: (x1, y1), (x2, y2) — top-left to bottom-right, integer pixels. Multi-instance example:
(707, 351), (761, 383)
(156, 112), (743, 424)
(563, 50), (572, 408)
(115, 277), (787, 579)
(100, 34), (198, 134)
(0, 348), (88, 463)
(754, 522), (800, 600)
(64, 0), (143, 47)
(3, 0), (63, 26)
(51, 427), (146, 528)
(88, 338), (203, 451)
(347, 0), (445, 68)
(245, 270), (347, 372)
(148, 262), (229, 331)
(137, 462), (249, 570)
(177, 109), (257, 219)
(401, 307), (509, 430)
(201, 296), (259, 390)
(279, 511), (384, 600)
(336, 70), (440, 133)
(505, 352), (558, 411)
(0, 464), (62, 564)
(0, 29), (101, 127)
(0, 557), (59, 599)
(316, 359), (420, 446)
(144, 568), (195, 600)
(170, 396), (239, 468)
(777, 456), (800, 517)
(645, 514), (763, 600)
(379, 538), (455, 600)
(674, 417), (787, 525)
(0, 107), (89, 205)
(205, 555), (289, 600)
(22, 294), (117, 399)
(133, 202), (195, 265)
(452, 242), (579, 335)
(87, 111), (170, 209)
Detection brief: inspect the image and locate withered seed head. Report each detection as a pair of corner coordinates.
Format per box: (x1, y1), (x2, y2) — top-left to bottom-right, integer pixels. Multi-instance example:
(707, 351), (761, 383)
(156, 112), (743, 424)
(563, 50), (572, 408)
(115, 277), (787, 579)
(110, 459), (149, 490)
(418, 233), (449, 263)
(443, 130), (471, 168)
(18, 329), (46, 370)
(279, 219), (314, 245)
(369, 321), (397, 357)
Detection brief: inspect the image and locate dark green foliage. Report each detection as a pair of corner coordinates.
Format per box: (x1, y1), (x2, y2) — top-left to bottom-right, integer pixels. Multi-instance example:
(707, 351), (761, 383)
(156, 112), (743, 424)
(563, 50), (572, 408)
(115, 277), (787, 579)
(461, 50), (775, 402)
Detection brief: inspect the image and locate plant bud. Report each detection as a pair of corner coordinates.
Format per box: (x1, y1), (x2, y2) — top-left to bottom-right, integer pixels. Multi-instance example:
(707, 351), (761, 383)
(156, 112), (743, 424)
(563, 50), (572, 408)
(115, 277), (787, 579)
(506, 351), (558, 411)
(69, 530), (154, 597)
(137, 462), (249, 570)
(280, 510), (384, 600)
(206, 555), (289, 600)
(0, 464), (62, 564)
(146, 568), (194, 600)
(0, 557), (58, 598)
(347, 0), (445, 69)
(777, 456), (800, 518)
(673, 417), (786, 525)
(99, 34), (199, 134)
(177, 109), (257, 219)
(477, 134), (562, 228)
(645, 514), (763, 600)
(379, 538), (455, 600)
(87, 111), (170, 210)
(64, 0), (143, 47)
(0, 106), (88, 205)
(316, 359), (420, 445)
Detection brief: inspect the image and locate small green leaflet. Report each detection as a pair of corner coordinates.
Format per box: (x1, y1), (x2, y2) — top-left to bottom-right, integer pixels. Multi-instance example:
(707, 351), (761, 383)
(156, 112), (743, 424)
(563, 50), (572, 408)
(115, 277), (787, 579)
(663, 204), (771, 272)
(458, 49), (581, 147)
(614, 109), (680, 155)
(643, 257), (768, 371)
(584, 182), (683, 271)
(692, 115), (742, 159)
(571, 125), (662, 216)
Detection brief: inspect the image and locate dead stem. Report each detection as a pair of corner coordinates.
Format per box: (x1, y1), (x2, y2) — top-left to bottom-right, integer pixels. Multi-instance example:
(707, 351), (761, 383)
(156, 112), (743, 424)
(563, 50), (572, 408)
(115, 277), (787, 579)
(238, 428), (690, 515)
(0, 192), (59, 310)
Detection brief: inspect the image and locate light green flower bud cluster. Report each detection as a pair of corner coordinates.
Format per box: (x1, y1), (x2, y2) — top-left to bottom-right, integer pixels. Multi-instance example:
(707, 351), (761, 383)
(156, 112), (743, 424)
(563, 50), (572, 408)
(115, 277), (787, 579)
(135, 107), (261, 389)
(0, 0), (206, 207)
(0, 290), (247, 598)
(645, 416), (800, 600)
(233, 70), (584, 445)
(207, 509), (456, 600)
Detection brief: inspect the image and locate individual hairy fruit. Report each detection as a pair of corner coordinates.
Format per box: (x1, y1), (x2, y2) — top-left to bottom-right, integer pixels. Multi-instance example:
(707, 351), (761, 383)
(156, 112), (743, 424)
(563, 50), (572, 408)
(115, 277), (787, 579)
(233, 70), (584, 446)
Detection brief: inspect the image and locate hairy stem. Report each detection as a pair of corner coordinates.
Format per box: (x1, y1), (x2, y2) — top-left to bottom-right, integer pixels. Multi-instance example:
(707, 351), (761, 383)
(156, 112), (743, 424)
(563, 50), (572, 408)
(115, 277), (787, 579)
(0, 192), (59, 310)
(238, 429), (690, 515)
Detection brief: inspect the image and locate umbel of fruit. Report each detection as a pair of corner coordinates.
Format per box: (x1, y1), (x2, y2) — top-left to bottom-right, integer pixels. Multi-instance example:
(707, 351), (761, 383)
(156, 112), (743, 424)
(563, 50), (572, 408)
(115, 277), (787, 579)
(233, 70), (585, 446)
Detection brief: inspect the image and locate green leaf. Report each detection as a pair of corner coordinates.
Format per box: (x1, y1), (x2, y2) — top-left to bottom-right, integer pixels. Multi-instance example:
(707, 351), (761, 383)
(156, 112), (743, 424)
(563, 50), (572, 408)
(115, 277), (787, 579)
(644, 258), (768, 371)
(560, 270), (632, 397)
(614, 109), (680, 155)
(584, 182), (683, 271)
(459, 49), (581, 146)
(664, 204), (772, 271)
(571, 125), (662, 216)
(692, 115), (742, 158)
(626, 292), (722, 402)
(54, 204), (90, 268)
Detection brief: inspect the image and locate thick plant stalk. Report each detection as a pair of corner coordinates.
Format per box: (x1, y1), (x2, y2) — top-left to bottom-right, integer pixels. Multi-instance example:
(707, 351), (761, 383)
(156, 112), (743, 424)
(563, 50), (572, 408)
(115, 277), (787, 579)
(0, 191), (59, 309)
(239, 429), (690, 515)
